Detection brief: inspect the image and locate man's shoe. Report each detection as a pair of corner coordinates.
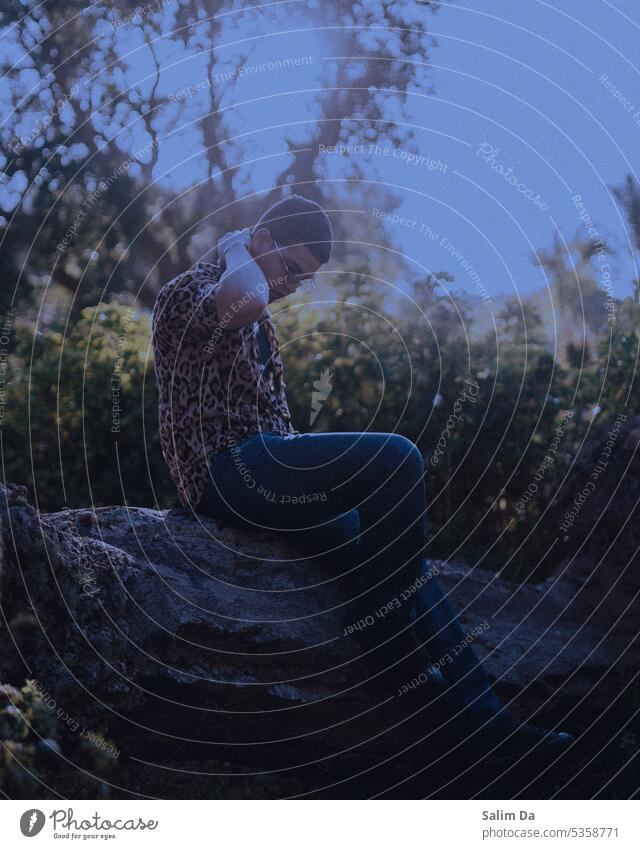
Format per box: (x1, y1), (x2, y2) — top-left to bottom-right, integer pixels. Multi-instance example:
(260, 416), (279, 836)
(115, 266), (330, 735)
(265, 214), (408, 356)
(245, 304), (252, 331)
(464, 717), (575, 768)
(403, 717), (576, 794)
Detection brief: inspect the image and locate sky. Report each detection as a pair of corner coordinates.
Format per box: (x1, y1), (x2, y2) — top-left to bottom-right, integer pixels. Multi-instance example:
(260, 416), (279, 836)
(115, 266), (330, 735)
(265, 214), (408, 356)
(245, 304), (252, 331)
(378, 0), (640, 302)
(135, 0), (640, 303)
(2, 0), (639, 306)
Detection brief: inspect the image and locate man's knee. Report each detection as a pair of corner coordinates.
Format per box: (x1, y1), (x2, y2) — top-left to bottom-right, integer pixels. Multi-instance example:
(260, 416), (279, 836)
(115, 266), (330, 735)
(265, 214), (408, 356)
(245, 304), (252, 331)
(378, 434), (424, 476)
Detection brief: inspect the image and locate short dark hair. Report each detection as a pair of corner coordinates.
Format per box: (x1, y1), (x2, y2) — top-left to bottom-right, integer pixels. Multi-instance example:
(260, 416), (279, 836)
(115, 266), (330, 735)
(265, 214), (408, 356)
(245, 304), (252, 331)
(253, 194), (333, 264)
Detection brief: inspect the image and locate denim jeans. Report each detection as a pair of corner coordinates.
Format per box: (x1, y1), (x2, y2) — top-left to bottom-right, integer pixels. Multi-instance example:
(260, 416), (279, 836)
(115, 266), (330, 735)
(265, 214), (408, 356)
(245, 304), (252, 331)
(197, 430), (510, 727)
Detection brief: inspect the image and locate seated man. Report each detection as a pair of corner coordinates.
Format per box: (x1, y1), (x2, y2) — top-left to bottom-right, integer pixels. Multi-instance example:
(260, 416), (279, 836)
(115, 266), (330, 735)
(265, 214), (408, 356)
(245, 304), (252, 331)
(151, 193), (573, 775)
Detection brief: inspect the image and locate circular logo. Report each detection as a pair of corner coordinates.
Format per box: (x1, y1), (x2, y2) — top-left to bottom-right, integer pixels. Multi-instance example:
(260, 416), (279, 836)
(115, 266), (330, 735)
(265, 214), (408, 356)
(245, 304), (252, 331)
(20, 809), (45, 837)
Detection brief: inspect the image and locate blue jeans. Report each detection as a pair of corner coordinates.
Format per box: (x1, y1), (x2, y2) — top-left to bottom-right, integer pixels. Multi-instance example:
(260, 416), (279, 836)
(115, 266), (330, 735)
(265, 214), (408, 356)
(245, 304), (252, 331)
(197, 430), (510, 727)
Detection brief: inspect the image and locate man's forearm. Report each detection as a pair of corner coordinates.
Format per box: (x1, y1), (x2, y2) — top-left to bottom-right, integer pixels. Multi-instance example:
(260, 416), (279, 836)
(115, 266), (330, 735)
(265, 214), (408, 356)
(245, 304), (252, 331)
(215, 243), (269, 329)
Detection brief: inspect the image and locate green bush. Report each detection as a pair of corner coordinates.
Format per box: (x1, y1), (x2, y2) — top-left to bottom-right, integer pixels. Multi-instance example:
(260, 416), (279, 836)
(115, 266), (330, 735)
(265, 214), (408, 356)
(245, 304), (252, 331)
(2, 285), (636, 580)
(2, 302), (174, 511)
(0, 681), (118, 798)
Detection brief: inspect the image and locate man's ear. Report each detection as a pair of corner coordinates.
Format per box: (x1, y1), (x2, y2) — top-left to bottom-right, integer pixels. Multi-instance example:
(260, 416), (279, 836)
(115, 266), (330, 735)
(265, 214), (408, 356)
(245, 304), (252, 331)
(249, 226), (273, 256)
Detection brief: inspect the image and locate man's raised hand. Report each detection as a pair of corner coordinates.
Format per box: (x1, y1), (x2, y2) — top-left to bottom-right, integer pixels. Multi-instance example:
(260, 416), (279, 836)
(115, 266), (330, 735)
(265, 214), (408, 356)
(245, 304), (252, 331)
(217, 227), (252, 264)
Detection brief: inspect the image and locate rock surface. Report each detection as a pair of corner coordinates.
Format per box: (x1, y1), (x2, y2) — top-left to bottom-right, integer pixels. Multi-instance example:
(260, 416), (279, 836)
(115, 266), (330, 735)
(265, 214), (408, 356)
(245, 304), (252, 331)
(1, 480), (638, 797)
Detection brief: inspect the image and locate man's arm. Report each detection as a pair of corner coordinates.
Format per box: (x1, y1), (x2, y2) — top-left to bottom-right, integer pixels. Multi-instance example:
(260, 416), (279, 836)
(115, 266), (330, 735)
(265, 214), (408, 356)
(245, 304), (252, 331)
(152, 229), (269, 342)
(214, 241), (269, 329)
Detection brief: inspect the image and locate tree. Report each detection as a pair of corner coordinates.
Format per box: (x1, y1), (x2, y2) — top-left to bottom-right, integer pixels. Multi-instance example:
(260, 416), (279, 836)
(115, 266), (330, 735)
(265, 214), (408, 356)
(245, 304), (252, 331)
(0, 0), (441, 321)
(533, 233), (611, 364)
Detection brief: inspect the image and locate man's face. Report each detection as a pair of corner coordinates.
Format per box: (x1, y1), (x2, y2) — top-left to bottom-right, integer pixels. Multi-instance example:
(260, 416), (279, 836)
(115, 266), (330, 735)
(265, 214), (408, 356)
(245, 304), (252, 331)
(248, 226), (322, 302)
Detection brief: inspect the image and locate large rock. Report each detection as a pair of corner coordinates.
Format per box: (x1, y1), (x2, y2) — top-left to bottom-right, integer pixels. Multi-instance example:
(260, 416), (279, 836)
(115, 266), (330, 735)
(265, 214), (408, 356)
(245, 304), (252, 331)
(1, 482), (421, 772)
(1, 481), (638, 797)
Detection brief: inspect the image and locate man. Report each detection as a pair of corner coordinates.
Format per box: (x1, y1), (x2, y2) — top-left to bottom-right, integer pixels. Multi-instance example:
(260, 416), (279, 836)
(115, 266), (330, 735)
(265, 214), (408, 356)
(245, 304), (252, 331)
(152, 193), (574, 779)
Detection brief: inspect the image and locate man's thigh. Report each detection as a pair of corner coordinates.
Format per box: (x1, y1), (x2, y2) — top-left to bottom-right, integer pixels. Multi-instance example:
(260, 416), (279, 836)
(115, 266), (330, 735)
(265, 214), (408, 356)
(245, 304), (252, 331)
(200, 430), (402, 534)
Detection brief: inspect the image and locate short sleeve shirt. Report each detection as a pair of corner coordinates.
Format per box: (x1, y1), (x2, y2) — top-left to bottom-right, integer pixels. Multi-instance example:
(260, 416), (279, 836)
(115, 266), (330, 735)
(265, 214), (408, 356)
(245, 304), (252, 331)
(151, 258), (298, 510)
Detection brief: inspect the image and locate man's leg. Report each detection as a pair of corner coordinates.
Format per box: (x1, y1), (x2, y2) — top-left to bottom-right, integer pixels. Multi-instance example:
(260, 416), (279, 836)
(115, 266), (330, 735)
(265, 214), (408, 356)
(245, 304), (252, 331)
(294, 507), (510, 726)
(199, 430), (427, 647)
(412, 565), (510, 728)
(198, 430), (509, 721)
(198, 431), (574, 767)
(292, 508), (509, 727)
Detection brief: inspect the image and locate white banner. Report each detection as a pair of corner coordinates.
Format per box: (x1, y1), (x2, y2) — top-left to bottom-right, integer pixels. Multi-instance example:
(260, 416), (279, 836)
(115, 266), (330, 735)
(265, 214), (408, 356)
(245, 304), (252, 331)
(0, 800), (638, 848)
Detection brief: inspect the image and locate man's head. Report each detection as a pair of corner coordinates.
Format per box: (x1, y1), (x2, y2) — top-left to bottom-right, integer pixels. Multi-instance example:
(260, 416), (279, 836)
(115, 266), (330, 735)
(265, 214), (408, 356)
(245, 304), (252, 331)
(248, 194), (333, 302)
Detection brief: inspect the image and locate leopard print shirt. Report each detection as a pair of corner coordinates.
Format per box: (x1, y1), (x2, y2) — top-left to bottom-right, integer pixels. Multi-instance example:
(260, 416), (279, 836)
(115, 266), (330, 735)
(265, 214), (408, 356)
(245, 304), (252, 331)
(151, 259), (298, 510)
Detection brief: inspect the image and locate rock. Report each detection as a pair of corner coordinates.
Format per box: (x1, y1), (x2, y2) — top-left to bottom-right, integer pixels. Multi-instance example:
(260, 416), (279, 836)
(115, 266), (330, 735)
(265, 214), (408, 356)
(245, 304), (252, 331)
(1, 481), (638, 796)
(436, 560), (639, 725)
(0, 483), (417, 773)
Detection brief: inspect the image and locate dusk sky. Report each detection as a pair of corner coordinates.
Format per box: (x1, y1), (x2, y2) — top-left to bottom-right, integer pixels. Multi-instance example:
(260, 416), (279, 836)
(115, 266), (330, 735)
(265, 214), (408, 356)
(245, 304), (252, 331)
(401, 0), (640, 301)
(2, 1), (639, 303)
